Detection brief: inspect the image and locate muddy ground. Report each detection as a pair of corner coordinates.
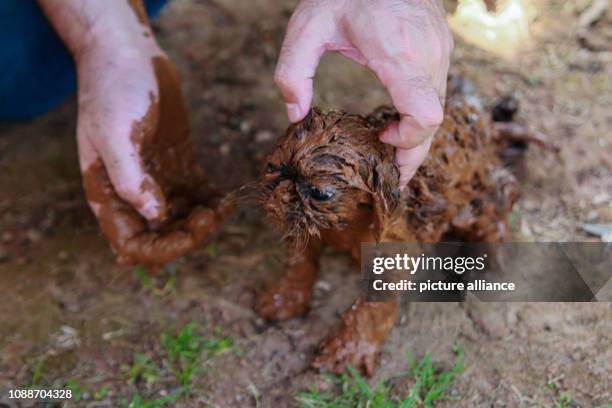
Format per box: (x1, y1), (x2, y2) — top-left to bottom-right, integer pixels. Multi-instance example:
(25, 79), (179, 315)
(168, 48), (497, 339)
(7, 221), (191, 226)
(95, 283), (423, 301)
(0, 0), (610, 406)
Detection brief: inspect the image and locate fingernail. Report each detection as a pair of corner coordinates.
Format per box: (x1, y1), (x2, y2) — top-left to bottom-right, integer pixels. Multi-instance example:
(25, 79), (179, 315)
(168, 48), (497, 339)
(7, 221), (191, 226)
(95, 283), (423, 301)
(378, 124), (390, 141)
(140, 200), (160, 220)
(399, 171), (417, 190)
(380, 132), (391, 144)
(379, 122), (398, 144)
(287, 103), (302, 122)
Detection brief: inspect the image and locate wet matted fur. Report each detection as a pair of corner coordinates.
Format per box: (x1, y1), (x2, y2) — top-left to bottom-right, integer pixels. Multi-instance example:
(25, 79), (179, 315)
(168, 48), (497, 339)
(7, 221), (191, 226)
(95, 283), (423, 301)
(256, 99), (521, 375)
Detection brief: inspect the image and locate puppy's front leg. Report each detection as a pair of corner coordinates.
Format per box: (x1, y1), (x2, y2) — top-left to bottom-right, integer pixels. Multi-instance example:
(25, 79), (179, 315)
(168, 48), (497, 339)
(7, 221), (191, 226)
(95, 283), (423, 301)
(313, 299), (398, 376)
(255, 239), (322, 320)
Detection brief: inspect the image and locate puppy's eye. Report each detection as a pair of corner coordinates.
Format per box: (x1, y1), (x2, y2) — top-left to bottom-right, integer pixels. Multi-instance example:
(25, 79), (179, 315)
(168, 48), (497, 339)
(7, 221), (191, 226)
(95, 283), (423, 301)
(309, 187), (335, 201)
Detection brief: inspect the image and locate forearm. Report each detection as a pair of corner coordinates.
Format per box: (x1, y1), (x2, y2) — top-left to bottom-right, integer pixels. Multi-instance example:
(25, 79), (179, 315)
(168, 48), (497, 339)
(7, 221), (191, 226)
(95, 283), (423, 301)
(37, 0), (157, 62)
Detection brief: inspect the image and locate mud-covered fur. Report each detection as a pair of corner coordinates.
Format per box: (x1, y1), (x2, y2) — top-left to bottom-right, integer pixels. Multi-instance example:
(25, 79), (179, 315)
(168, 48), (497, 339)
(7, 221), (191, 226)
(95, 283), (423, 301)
(256, 99), (522, 375)
(262, 109), (400, 245)
(262, 101), (519, 246)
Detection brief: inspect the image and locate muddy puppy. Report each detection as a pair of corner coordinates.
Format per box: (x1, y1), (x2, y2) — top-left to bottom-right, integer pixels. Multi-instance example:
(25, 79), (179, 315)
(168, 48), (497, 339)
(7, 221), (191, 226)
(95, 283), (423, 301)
(256, 98), (522, 375)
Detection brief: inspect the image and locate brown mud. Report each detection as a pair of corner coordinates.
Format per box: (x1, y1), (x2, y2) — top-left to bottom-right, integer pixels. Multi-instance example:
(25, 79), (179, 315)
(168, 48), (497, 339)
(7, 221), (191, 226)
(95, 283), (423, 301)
(0, 0), (610, 406)
(127, 0), (150, 26)
(83, 56), (235, 266)
(255, 238), (322, 321)
(313, 300), (398, 377)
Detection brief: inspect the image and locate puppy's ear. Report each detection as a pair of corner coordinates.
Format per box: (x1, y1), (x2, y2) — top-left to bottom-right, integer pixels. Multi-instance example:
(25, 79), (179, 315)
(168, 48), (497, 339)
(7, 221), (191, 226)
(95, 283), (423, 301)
(294, 108), (325, 141)
(367, 154), (400, 241)
(366, 106), (399, 128)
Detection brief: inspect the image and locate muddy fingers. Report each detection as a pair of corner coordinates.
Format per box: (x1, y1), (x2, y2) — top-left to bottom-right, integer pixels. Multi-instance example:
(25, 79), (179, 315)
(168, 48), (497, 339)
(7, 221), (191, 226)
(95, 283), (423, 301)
(83, 160), (234, 266)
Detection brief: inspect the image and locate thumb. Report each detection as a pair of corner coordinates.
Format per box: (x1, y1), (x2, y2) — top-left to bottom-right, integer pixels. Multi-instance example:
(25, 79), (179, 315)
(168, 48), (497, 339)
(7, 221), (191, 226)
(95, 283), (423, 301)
(275, 16), (329, 122)
(376, 65), (444, 150)
(85, 132), (167, 221)
(108, 155), (166, 221)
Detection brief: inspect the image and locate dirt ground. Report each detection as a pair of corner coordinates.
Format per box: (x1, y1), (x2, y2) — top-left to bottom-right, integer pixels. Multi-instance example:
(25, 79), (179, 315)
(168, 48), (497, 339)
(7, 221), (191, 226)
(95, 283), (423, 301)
(0, 0), (610, 406)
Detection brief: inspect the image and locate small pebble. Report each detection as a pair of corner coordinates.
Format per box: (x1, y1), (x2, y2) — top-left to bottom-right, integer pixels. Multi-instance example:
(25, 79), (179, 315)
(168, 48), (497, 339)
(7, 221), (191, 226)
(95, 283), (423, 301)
(240, 121), (251, 133)
(26, 230), (42, 243)
(219, 143), (231, 155)
(592, 192), (610, 206)
(315, 280), (331, 292)
(1, 232), (13, 243)
(255, 130), (274, 143)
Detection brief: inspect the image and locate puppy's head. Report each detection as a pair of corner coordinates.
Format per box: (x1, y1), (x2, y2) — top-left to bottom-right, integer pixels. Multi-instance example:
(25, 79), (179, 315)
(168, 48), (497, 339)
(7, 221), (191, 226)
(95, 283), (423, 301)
(261, 108), (400, 245)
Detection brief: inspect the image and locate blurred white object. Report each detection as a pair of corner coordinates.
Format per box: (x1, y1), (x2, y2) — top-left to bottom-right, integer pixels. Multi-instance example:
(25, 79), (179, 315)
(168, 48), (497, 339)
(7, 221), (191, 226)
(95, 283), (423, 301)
(448, 0), (535, 58)
(582, 223), (612, 242)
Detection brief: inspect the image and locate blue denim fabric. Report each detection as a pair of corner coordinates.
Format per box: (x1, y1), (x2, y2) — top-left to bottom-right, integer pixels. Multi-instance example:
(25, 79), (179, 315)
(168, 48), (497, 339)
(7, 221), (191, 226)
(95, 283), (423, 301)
(0, 0), (168, 121)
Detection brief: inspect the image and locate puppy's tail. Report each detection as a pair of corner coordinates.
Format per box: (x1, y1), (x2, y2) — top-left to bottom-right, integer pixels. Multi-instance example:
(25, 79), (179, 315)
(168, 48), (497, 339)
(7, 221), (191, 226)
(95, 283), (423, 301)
(490, 95), (560, 171)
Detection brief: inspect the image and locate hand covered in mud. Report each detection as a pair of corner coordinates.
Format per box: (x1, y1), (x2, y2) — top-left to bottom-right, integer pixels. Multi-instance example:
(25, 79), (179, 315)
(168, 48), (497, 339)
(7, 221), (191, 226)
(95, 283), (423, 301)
(276, 0), (453, 188)
(77, 44), (233, 266)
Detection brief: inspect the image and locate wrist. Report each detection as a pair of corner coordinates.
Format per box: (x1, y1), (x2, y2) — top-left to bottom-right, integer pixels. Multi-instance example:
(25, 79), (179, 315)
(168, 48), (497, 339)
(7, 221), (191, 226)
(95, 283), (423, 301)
(74, 20), (162, 67)
(38, 0), (161, 65)
(75, 34), (163, 68)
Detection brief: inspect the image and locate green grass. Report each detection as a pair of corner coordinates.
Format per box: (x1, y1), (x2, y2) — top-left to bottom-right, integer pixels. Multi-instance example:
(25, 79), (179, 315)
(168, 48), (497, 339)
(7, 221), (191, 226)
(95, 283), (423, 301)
(405, 345), (464, 406)
(120, 322), (236, 406)
(161, 322), (236, 393)
(65, 378), (87, 402)
(124, 353), (160, 386)
(65, 378), (108, 403)
(134, 265), (177, 296)
(298, 367), (396, 408)
(553, 392), (574, 408)
(135, 266), (154, 291)
(30, 358), (45, 386)
(123, 392), (180, 408)
(545, 379), (579, 408)
(94, 322), (238, 407)
(297, 345), (464, 408)
(202, 327), (237, 358)
(93, 385), (109, 400)
(161, 322), (207, 393)
(21, 320), (235, 407)
(206, 242), (219, 258)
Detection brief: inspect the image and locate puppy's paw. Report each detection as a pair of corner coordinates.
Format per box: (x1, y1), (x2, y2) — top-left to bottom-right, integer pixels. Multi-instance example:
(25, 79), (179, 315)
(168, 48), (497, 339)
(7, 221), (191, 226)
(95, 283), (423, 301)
(255, 280), (313, 321)
(312, 327), (379, 376)
(312, 300), (397, 376)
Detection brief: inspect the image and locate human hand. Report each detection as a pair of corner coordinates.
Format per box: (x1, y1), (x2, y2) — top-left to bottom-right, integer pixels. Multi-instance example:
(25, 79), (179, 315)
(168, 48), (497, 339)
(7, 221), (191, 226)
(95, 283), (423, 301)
(38, 0), (233, 266)
(76, 42), (233, 266)
(275, 0), (453, 188)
